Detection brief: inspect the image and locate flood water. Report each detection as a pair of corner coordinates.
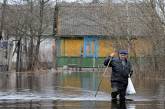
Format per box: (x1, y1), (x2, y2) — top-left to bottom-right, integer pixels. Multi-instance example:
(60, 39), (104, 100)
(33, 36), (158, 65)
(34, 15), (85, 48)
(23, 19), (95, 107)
(0, 70), (164, 109)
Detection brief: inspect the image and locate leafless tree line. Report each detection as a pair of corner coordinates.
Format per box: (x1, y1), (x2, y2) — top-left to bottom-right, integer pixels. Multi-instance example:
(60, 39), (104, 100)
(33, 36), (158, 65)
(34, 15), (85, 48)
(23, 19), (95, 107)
(133, 0), (165, 72)
(0, 0), (164, 72)
(0, 0), (55, 72)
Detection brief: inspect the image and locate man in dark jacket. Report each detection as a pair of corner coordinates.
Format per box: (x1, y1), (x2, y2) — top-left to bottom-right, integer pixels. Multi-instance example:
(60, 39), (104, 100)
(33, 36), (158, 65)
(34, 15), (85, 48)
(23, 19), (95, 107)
(104, 50), (133, 102)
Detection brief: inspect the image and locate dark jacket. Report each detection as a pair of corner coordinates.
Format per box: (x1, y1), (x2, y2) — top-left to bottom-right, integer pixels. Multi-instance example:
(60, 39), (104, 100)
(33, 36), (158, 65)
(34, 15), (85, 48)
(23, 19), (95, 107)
(104, 56), (133, 85)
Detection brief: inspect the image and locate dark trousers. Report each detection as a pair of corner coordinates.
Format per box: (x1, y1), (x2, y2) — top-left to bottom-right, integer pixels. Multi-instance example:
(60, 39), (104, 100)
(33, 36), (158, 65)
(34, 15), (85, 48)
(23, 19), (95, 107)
(111, 82), (127, 101)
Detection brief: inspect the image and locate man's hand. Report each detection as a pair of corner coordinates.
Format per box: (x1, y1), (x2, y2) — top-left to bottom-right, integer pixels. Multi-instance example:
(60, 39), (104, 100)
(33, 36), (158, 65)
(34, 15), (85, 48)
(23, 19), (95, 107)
(110, 51), (116, 57)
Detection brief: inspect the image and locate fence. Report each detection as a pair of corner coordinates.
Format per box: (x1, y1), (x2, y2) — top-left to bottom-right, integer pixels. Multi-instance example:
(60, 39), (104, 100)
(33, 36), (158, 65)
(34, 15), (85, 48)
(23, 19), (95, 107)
(57, 56), (165, 70)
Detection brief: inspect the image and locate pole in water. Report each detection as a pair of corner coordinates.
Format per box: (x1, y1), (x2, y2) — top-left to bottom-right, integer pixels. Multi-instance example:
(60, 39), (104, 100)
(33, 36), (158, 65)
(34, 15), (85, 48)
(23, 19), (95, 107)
(95, 78), (103, 97)
(95, 57), (112, 97)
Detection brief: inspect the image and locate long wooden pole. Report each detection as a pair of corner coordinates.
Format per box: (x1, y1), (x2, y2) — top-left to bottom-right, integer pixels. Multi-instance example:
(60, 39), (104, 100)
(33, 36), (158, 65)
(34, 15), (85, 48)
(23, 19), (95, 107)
(95, 57), (112, 97)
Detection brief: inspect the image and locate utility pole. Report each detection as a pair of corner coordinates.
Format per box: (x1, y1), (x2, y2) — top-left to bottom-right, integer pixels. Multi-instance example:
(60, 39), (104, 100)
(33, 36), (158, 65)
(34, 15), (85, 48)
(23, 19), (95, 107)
(52, 0), (59, 69)
(125, 0), (131, 58)
(126, 0), (130, 38)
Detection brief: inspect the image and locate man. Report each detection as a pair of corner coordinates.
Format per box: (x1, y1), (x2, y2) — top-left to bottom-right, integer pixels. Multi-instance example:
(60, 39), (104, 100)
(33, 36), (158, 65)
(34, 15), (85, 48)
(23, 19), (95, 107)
(104, 50), (133, 102)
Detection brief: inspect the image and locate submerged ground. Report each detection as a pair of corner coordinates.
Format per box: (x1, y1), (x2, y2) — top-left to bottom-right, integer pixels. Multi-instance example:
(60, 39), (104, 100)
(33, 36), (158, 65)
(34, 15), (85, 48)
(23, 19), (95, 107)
(0, 69), (164, 109)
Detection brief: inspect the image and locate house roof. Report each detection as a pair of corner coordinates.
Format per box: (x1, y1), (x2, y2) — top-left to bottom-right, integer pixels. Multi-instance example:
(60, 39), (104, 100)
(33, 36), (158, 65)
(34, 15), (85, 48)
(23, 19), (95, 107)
(57, 3), (153, 37)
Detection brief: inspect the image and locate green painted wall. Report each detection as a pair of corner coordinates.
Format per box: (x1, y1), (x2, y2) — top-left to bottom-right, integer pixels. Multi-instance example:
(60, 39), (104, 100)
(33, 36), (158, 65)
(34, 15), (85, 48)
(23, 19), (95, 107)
(57, 57), (105, 67)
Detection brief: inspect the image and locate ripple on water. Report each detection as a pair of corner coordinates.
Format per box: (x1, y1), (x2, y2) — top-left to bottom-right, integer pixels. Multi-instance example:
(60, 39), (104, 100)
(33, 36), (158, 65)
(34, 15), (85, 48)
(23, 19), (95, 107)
(0, 90), (157, 102)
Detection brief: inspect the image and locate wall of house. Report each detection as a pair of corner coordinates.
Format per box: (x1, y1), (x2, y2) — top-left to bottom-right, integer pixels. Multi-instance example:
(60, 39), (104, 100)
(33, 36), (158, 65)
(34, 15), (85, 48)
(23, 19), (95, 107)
(133, 38), (153, 56)
(59, 37), (114, 57)
(98, 39), (113, 57)
(56, 37), (153, 67)
(57, 38), (153, 57)
(60, 38), (83, 57)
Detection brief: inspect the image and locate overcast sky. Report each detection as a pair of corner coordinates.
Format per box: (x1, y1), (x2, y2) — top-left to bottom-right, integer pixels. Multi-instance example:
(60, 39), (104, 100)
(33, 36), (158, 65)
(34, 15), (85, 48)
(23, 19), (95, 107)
(0, 0), (114, 4)
(0, 0), (142, 4)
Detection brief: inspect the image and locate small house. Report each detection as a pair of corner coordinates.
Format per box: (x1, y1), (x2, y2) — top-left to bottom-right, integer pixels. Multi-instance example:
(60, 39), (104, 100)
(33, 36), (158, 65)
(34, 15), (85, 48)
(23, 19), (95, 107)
(55, 3), (154, 67)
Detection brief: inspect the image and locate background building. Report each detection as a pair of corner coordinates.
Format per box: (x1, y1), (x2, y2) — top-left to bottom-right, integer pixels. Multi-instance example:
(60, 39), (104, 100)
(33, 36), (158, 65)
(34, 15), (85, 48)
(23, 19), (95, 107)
(54, 3), (154, 67)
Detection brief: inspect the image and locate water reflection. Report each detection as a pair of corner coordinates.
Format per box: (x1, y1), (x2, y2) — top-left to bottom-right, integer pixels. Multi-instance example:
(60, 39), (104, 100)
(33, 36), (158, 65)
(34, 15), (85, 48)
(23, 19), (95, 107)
(0, 101), (163, 109)
(111, 102), (136, 109)
(0, 71), (164, 108)
(111, 102), (127, 109)
(0, 71), (164, 100)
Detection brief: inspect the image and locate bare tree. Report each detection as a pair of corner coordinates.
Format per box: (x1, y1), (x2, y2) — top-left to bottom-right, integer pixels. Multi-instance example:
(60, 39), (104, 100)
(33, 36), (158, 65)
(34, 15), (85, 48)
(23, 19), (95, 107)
(2, 0), (54, 71)
(25, 0), (53, 71)
(0, 0), (7, 40)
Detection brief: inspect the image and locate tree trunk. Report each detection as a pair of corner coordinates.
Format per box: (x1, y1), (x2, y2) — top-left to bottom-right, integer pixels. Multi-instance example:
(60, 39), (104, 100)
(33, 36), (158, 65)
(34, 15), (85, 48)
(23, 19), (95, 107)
(27, 0), (35, 71)
(28, 36), (34, 70)
(0, 0), (7, 40)
(16, 39), (21, 72)
(34, 0), (44, 69)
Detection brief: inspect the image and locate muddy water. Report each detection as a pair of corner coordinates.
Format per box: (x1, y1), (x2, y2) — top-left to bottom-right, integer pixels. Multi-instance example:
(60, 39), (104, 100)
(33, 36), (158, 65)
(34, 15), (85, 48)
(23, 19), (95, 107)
(0, 71), (164, 109)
